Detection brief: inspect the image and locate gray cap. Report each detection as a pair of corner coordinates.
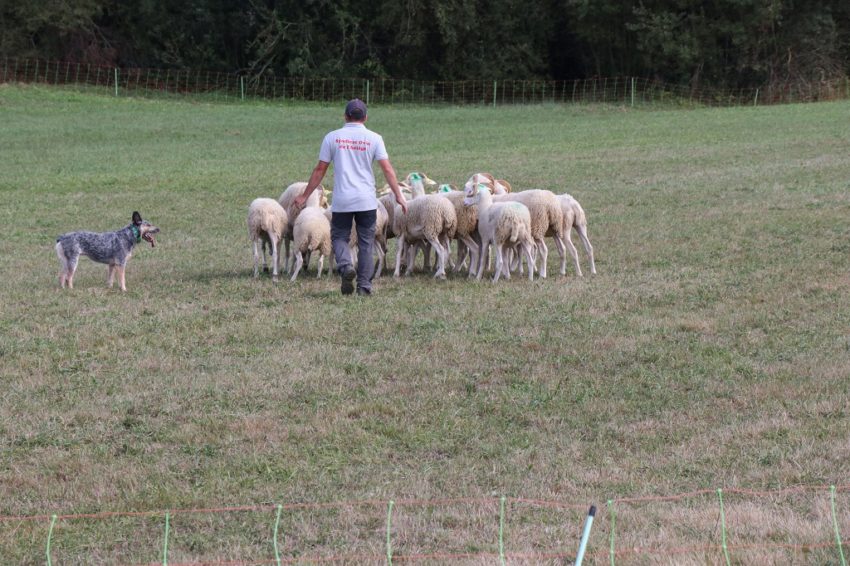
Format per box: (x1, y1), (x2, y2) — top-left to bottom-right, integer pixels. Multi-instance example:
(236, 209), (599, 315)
(345, 98), (367, 120)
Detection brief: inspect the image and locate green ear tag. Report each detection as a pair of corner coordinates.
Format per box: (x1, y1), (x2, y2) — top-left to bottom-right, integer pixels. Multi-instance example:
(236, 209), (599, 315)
(439, 184), (451, 193)
(410, 172), (422, 182)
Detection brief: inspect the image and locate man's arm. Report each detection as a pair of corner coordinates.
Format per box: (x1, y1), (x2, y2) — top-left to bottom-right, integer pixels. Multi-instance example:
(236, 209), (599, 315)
(293, 160), (329, 209)
(378, 158), (407, 214)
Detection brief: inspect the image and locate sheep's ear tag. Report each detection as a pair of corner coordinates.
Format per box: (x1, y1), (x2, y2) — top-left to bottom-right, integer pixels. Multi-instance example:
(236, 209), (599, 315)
(410, 172), (422, 181)
(477, 183), (490, 193)
(439, 184), (451, 193)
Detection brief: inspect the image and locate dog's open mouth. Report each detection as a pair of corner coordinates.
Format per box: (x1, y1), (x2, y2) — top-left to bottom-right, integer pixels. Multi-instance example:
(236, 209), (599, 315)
(143, 232), (157, 247)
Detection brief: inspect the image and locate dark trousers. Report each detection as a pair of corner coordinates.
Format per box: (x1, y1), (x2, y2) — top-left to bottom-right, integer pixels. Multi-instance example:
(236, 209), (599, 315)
(331, 210), (377, 291)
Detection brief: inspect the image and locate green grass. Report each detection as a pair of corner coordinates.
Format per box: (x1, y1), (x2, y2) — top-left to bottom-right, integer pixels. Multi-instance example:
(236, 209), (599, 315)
(1, 84), (849, 564)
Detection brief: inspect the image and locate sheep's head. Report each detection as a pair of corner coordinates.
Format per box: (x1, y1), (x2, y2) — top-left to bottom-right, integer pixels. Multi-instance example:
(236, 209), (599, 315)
(494, 179), (512, 194)
(463, 179), (491, 206)
(406, 172), (437, 187)
(466, 173), (495, 187)
(464, 173), (495, 195)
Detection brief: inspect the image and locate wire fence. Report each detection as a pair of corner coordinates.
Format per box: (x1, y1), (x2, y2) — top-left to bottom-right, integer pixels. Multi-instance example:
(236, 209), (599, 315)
(3, 57), (850, 108)
(1, 485), (847, 564)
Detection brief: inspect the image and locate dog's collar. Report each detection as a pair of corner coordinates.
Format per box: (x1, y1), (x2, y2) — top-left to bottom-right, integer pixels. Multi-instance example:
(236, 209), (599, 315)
(130, 225), (141, 243)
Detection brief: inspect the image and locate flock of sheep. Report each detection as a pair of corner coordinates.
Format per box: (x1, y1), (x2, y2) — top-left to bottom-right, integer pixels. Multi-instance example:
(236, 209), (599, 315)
(247, 172), (596, 284)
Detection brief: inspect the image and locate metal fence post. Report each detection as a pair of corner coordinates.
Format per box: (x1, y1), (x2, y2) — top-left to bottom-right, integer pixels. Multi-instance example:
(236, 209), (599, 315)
(753, 88), (759, 106)
(366, 79), (370, 106)
(240, 75), (245, 100)
(493, 80), (497, 108)
(115, 68), (119, 96)
(630, 77), (635, 107)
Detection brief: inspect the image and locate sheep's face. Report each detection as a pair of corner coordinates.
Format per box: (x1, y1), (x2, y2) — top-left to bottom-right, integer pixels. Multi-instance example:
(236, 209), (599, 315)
(463, 173), (494, 205)
(463, 181), (490, 206)
(406, 172), (437, 188)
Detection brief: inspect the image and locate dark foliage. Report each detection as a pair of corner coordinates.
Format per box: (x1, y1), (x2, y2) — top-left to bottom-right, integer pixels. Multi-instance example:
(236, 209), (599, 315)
(1, 0), (847, 88)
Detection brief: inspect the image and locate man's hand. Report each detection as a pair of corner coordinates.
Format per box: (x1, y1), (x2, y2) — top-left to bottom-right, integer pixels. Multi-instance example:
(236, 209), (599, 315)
(293, 193), (308, 209)
(396, 195), (408, 215)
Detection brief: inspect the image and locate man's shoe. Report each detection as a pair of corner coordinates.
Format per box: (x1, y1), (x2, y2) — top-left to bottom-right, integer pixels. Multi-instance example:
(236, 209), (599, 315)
(340, 268), (356, 295)
(356, 287), (372, 296)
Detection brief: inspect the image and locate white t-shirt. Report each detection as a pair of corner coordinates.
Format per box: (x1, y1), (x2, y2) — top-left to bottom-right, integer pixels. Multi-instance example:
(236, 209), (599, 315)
(319, 122), (388, 212)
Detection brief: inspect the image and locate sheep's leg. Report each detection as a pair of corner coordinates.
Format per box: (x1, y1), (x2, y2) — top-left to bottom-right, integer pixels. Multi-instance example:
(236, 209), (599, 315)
(475, 239), (490, 281)
(404, 240), (417, 277)
(393, 239), (405, 277)
(577, 225), (596, 275)
(261, 240), (270, 273)
(535, 239), (548, 278)
(562, 230), (582, 277)
(553, 233), (568, 276)
(270, 238), (280, 283)
(492, 245), (504, 283)
(316, 253), (325, 278)
(523, 242), (536, 281)
(459, 234), (480, 277)
(304, 250), (312, 273)
(290, 251), (304, 282)
(428, 237), (448, 279)
(252, 240), (260, 278)
(374, 241), (385, 279)
(422, 242), (432, 272)
(454, 240), (468, 272)
(441, 235), (455, 271)
(284, 237), (292, 273)
(506, 246), (516, 273)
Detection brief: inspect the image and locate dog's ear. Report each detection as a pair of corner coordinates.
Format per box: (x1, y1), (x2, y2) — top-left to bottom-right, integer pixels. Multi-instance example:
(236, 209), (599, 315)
(132, 211), (142, 225)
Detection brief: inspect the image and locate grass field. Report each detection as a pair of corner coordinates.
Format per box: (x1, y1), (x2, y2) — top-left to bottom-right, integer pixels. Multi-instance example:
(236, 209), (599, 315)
(1, 84), (849, 564)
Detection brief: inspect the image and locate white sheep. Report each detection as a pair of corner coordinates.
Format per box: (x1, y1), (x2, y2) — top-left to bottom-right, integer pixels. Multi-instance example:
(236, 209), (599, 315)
(558, 193), (596, 276)
(278, 181), (327, 273)
(393, 172), (457, 279)
(247, 198), (289, 282)
(437, 185), (481, 277)
(494, 187), (565, 278)
(290, 206), (331, 281)
(463, 181), (535, 282)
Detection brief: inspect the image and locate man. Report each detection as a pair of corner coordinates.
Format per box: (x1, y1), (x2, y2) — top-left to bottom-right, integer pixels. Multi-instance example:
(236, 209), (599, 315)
(294, 99), (407, 296)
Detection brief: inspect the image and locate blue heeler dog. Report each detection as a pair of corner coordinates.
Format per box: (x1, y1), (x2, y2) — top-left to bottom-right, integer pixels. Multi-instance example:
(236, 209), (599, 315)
(55, 211), (160, 291)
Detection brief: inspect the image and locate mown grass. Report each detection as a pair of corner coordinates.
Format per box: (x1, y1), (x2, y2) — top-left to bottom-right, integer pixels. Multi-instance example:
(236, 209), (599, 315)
(1, 84), (849, 564)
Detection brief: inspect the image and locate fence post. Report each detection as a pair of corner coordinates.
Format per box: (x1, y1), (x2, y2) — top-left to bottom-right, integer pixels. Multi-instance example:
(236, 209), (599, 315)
(831, 486), (847, 566)
(240, 75), (245, 101)
(366, 79), (370, 106)
(717, 489), (731, 566)
(114, 68), (119, 96)
(46, 514), (57, 566)
(3, 56), (7, 82)
(386, 500), (395, 565)
(493, 80), (497, 108)
(753, 88), (758, 107)
(162, 511), (171, 566)
(630, 77), (636, 107)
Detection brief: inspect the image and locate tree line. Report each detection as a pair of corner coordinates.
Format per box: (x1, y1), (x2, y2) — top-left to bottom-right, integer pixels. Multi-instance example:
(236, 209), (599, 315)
(1, 0), (848, 89)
